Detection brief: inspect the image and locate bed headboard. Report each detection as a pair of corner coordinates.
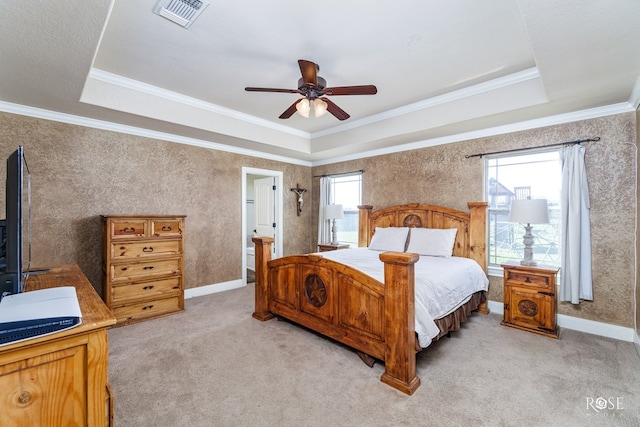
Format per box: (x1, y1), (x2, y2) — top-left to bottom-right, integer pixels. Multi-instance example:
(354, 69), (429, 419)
(357, 202), (488, 271)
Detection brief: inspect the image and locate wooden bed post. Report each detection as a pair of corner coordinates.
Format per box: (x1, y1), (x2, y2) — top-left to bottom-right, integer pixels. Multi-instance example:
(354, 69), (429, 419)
(467, 201), (490, 314)
(358, 205), (373, 247)
(379, 251), (421, 395)
(252, 236), (275, 321)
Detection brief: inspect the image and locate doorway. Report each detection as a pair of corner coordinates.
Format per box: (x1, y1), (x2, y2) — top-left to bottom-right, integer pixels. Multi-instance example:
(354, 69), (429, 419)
(242, 167), (283, 284)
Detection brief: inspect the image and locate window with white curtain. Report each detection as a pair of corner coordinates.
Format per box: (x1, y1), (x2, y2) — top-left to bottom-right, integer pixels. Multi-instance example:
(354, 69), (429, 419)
(485, 150), (562, 272)
(329, 173), (362, 246)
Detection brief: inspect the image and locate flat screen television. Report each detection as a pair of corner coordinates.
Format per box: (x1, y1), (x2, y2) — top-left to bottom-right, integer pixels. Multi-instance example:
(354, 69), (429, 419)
(0, 146), (29, 300)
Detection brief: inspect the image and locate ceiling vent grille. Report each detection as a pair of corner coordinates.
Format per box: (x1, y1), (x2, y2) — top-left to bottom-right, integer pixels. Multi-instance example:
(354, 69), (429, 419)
(153, 0), (210, 29)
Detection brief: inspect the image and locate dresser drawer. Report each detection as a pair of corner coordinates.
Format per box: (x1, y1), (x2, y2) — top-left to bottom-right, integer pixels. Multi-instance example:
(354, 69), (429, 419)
(110, 219), (148, 239)
(504, 270), (552, 291)
(112, 296), (181, 324)
(110, 258), (181, 282)
(110, 240), (182, 260)
(110, 277), (182, 303)
(151, 219), (183, 238)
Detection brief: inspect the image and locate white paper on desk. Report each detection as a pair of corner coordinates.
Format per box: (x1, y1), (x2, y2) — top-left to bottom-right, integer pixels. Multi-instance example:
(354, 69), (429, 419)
(0, 286), (83, 346)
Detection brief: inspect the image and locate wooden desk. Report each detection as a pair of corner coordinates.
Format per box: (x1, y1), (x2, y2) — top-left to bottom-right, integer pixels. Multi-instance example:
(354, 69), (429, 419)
(0, 265), (117, 426)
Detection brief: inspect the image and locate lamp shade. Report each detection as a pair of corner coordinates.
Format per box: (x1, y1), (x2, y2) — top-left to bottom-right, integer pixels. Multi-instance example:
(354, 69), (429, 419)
(324, 204), (344, 220)
(509, 199), (549, 224)
(314, 98), (328, 117)
(296, 99), (310, 118)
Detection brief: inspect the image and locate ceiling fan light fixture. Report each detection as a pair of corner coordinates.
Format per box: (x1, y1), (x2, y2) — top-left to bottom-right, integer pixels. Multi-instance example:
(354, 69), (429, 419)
(296, 99), (310, 118)
(314, 98), (328, 117)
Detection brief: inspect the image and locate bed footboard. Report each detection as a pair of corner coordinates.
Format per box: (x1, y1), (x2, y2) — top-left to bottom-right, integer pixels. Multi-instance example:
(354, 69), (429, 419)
(251, 236), (421, 395)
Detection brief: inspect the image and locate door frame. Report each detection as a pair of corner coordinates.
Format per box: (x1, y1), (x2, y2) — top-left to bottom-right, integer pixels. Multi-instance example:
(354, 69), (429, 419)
(242, 167), (283, 284)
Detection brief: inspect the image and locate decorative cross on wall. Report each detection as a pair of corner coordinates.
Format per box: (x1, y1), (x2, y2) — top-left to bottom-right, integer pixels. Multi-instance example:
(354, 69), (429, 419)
(290, 183), (307, 216)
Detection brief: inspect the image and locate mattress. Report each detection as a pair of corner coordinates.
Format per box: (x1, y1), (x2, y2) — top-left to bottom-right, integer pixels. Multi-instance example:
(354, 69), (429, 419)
(318, 248), (489, 347)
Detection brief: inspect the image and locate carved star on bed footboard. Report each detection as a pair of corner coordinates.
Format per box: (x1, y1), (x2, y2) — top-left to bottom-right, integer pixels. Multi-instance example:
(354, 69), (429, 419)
(304, 274), (327, 307)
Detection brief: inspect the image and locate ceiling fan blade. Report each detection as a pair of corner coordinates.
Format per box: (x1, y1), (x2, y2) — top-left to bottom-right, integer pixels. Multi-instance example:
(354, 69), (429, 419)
(321, 97), (350, 121)
(279, 100), (300, 119)
(298, 59), (318, 86)
(245, 87), (300, 94)
(324, 85), (378, 96)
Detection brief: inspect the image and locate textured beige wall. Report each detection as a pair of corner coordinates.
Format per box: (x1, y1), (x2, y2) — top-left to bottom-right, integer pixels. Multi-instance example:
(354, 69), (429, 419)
(313, 113), (638, 328)
(0, 112), (312, 296)
(2, 110), (637, 329)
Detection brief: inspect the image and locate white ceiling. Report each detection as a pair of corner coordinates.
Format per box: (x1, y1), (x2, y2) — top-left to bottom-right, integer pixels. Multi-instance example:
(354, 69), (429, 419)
(1, 0), (639, 164)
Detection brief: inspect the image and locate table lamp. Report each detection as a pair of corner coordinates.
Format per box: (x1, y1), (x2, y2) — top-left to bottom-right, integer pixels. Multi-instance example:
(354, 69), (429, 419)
(324, 204), (344, 245)
(509, 198), (549, 266)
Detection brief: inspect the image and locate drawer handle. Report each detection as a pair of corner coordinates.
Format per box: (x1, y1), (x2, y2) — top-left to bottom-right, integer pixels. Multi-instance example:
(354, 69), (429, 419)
(143, 247), (154, 252)
(525, 276), (531, 283)
(143, 285), (155, 290)
(142, 305), (154, 310)
(143, 266), (155, 270)
(123, 227), (136, 233)
(162, 226), (172, 231)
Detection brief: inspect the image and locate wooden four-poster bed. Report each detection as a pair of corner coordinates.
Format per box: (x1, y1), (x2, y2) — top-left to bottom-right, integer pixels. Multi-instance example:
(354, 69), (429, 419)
(252, 202), (489, 395)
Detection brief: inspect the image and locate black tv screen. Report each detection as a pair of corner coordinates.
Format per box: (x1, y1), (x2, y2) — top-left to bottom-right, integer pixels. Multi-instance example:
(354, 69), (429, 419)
(0, 146), (26, 300)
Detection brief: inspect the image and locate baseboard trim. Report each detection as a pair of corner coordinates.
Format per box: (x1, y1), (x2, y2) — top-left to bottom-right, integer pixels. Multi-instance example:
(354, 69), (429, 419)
(487, 300), (635, 342)
(185, 279), (245, 299)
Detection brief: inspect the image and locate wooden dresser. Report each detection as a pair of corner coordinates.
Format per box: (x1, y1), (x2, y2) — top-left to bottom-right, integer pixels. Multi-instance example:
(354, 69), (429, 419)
(0, 265), (117, 426)
(501, 262), (560, 338)
(102, 215), (185, 326)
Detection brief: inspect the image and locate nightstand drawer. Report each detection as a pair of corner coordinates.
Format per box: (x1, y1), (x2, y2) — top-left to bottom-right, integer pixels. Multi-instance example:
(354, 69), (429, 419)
(504, 270), (552, 290)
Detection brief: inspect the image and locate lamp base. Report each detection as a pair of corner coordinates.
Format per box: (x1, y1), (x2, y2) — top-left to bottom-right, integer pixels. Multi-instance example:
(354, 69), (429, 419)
(330, 219), (338, 245)
(519, 223), (538, 267)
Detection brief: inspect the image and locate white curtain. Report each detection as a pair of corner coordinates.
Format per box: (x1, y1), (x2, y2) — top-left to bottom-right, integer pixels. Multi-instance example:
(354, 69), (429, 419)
(560, 144), (593, 303)
(318, 176), (331, 245)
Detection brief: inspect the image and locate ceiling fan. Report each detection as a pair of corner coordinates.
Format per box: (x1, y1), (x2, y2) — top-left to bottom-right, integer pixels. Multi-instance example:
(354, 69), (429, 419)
(245, 59), (377, 121)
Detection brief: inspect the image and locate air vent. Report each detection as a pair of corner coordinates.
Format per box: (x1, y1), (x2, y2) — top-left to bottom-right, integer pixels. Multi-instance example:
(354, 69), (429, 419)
(153, 0), (210, 29)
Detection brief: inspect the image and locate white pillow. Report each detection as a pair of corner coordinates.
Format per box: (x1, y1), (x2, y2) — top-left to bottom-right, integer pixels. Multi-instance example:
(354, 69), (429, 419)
(368, 227), (410, 252)
(406, 228), (458, 258)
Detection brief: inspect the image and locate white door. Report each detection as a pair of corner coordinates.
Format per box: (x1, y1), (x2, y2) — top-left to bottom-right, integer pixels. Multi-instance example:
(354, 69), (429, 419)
(254, 177), (276, 254)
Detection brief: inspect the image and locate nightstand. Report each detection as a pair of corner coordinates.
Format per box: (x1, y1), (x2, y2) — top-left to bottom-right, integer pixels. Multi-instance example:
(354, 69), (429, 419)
(318, 243), (350, 252)
(501, 262), (560, 338)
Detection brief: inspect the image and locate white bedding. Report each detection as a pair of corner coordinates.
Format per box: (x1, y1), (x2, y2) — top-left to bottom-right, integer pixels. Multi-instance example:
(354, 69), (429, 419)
(318, 248), (489, 348)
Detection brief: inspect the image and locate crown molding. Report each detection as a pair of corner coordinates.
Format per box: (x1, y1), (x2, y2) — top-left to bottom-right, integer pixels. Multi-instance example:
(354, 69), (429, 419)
(0, 101), (312, 167)
(311, 68), (542, 139)
(311, 102), (634, 166)
(0, 99), (632, 169)
(88, 68), (311, 139)
(630, 75), (640, 110)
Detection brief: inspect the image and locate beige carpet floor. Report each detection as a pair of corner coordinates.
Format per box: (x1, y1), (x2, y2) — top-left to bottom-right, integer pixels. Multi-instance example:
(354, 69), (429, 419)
(108, 283), (640, 426)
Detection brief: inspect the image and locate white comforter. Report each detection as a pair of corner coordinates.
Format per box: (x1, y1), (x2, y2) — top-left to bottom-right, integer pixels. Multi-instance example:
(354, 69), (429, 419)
(318, 248), (489, 348)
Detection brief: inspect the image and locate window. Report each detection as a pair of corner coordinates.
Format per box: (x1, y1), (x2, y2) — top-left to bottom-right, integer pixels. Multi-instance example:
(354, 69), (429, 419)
(485, 150), (561, 271)
(329, 173), (362, 246)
